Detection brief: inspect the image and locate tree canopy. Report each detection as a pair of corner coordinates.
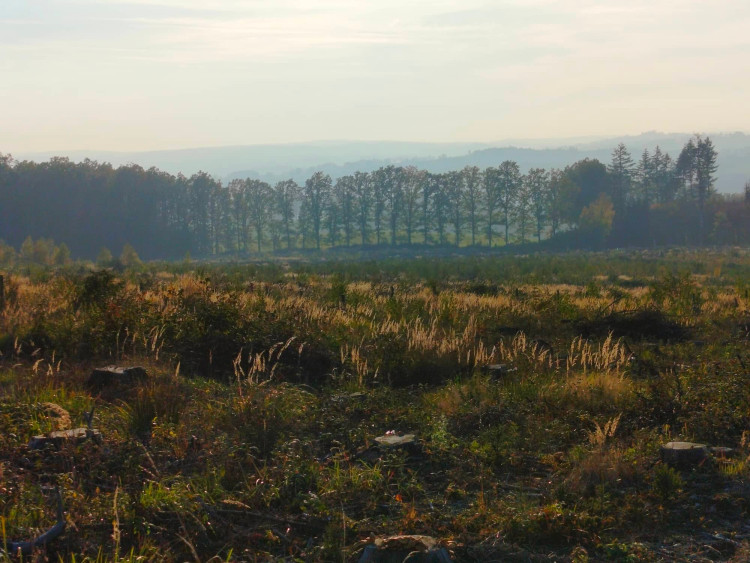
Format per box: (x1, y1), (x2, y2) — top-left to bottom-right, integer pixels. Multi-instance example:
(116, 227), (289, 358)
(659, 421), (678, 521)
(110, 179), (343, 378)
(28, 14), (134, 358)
(0, 135), (747, 264)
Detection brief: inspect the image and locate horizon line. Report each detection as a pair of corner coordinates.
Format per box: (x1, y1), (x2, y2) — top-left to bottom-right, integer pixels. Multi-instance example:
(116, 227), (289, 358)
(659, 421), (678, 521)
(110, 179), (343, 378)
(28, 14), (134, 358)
(9, 130), (750, 157)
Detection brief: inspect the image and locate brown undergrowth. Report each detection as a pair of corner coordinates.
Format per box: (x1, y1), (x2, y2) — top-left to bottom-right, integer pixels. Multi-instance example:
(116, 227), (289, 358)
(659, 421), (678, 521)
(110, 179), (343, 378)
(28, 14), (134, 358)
(1, 251), (750, 560)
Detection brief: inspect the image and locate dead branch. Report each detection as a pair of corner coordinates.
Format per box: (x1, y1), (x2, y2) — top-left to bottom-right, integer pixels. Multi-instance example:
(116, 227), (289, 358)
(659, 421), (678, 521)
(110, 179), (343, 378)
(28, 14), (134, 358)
(3, 488), (66, 556)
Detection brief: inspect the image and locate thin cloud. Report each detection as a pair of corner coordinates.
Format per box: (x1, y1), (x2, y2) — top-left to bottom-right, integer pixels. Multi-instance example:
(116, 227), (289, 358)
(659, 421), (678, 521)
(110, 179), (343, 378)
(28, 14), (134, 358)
(2, 0), (750, 150)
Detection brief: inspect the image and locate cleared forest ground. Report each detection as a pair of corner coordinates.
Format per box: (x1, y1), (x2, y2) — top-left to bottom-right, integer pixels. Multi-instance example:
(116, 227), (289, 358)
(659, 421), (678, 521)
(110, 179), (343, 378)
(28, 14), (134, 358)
(1, 249), (750, 561)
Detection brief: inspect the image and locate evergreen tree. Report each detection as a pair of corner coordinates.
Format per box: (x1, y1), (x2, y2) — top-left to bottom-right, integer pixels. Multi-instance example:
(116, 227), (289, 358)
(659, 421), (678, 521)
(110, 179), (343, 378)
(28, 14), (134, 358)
(652, 147), (677, 204)
(120, 243), (141, 267)
(676, 137), (698, 201)
(634, 148), (653, 203)
(676, 135), (718, 243)
(608, 143), (635, 212)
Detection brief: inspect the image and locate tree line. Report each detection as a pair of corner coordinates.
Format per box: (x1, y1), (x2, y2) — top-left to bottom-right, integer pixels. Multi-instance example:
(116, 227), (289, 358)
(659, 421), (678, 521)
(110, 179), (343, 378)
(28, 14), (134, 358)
(1, 134), (748, 262)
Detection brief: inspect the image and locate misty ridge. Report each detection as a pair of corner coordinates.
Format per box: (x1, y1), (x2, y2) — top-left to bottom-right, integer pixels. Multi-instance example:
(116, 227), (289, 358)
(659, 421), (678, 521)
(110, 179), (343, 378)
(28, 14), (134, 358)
(17, 131), (750, 194)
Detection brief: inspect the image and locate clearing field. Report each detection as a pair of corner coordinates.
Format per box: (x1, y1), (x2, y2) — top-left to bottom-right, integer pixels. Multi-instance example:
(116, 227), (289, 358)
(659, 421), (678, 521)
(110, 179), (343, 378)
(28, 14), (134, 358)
(1, 249), (750, 561)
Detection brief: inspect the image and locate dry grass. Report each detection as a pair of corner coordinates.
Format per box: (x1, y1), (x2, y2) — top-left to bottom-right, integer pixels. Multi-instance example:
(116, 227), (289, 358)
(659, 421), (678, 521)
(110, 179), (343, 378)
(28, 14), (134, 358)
(1, 257), (749, 560)
(564, 444), (641, 497)
(553, 372), (634, 407)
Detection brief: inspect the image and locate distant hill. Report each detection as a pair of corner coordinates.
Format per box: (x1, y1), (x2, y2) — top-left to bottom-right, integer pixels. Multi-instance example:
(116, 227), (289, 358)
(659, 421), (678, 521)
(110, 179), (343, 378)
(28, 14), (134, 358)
(16, 141), (493, 177)
(226, 133), (750, 193)
(14, 132), (750, 193)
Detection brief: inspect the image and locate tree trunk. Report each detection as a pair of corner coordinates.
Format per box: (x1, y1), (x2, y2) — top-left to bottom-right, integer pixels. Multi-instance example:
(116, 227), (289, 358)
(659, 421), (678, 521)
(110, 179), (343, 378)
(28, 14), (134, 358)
(487, 210), (493, 246)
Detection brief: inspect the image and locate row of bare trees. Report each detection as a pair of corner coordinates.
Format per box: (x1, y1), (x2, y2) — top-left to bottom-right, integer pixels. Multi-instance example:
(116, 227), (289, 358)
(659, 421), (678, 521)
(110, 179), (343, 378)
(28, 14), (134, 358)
(219, 163), (579, 252)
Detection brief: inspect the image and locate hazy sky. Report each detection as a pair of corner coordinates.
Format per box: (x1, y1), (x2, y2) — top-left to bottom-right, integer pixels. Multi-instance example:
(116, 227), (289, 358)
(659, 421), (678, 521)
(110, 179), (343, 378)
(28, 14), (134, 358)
(3, 0), (750, 152)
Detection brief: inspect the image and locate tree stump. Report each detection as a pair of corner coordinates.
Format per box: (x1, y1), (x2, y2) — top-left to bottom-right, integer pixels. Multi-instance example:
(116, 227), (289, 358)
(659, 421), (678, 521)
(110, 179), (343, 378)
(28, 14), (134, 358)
(87, 366), (148, 389)
(710, 446), (735, 458)
(374, 433), (417, 448)
(660, 441), (708, 468)
(358, 535), (453, 563)
(355, 433), (421, 464)
(481, 364), (516, 377)
(28, 427), (103, 450)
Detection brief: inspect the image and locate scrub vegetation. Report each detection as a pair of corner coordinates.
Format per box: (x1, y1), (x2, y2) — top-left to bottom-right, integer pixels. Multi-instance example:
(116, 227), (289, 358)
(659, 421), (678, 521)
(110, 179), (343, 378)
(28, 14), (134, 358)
(1, 249), (750, 561)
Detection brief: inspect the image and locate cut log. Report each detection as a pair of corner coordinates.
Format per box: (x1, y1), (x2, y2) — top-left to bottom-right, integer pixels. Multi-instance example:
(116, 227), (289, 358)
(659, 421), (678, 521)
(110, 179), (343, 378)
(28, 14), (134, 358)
(4, 489), (65, 556)
(374, 433), (417, 447)
(87, 366), (147, 389)
(28, 427), (103, 450)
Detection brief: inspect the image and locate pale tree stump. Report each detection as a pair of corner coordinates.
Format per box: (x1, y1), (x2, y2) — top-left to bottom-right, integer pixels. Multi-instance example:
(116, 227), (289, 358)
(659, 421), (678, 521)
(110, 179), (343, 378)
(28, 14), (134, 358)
(660, 441), (708, 468)
(87, 366), (148, 389)
(358, 535), (453, 563)
(28, 427), (103, 450)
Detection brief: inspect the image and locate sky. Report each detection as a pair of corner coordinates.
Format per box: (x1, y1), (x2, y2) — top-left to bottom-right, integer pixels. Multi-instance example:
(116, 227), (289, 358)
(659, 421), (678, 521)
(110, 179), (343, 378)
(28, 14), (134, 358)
(2, 0), (750, 152)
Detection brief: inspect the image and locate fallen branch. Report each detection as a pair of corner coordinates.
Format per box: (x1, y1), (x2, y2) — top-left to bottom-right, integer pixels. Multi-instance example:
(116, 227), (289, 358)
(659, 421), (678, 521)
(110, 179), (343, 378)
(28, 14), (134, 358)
(3, 489), (66, 556)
